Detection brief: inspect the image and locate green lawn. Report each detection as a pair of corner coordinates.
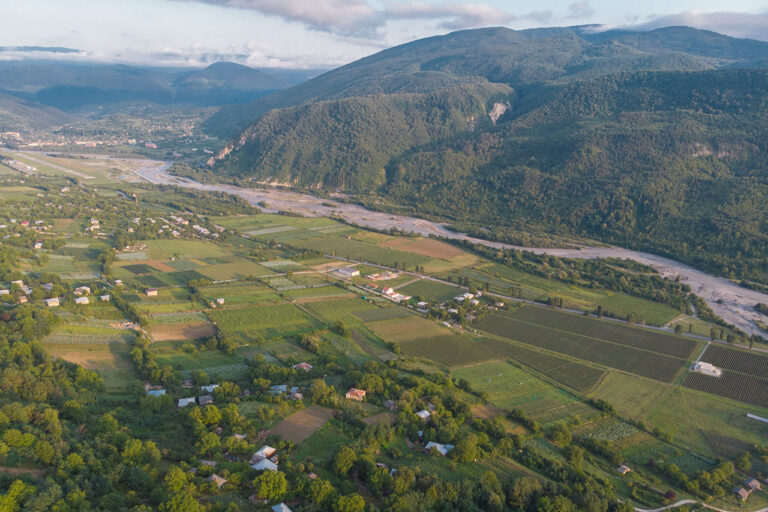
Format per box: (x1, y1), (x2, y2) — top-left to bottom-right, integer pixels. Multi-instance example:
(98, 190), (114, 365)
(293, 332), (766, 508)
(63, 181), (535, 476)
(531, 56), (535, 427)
(208, 303), (323, 341)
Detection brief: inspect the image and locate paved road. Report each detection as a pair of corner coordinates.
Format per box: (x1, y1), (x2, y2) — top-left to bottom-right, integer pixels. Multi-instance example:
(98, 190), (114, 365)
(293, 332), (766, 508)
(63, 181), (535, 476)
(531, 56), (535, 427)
(635, 499), (768, 512)
(108, 157), (768, 337)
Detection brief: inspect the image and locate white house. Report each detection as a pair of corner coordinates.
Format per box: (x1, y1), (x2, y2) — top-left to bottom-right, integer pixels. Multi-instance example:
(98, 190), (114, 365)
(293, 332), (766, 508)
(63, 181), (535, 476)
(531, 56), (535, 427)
(147, 389), (166, 397)
(692, 361), (722, 377)
(74, 286), (91, 296)
(114, 279), (123, 286)
(100, 295), (110, 301)
(0, 290), (8, 296)
(215, 298), (225, 305)
(335, 267), (360, 278)
(177, 397), (196, 407)
(416, 410), (431, 422)
(75, 297), (89, 305)
(44, 298), (60, 307)
(251, 459), (278, 472)
(425, 442), (454, 456)
(146, 288), (158, 296)
(201, 384), (219, 393)
(272, 503), (292, 512)
(252, 446), (276, 462)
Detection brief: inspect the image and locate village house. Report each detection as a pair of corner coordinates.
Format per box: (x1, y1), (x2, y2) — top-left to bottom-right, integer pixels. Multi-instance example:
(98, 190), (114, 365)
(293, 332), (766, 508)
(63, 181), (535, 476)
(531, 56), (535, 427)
(293, 362), (313, 372)
(735, 488), (750, 501)
(425, 441), (454, 456)
(74, 286), (91, 296)
(617, 465), (631, 475)
(746, 479), (761, 492)
(199, 460), (218, 469)
(346, 388), (366, 401)
(215, 298), (225, 305)
(147, 389), (166, 397)
(177, 397), (196, 407)
(17, 296), (27, 304)
(383, 399), (397, 411)
(198, 395), (214, 406)
(44, 298), (60, 307)
(75, 297), (89, 305)
(34, 241), (42, 249)
(248, 494), (267, 505)
(272, 504), (292, 512)
(0, 290), (8, 296)
(11, 280), (23, 287)
(114, 279), (123, 286)
(145, 288), (158, 296)
(100, 294), (110, 301)
(251, 445), (276, 463)
(207, 474), (227, 489)
(43, 283), (53, 291)
(201, 384), (219, 393)
(416, 410), (431, 422)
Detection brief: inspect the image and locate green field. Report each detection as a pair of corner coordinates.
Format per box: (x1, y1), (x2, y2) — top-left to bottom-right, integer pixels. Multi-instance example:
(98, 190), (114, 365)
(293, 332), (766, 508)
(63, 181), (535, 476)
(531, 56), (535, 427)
(398, 334), (513, 366)
(208, 303), (322, 341)
(398, 279), (459, 302)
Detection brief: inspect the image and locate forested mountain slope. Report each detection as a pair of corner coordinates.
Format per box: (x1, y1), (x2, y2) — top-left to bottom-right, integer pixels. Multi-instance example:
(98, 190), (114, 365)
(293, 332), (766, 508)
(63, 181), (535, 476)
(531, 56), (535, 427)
(203, 26), (768, 284)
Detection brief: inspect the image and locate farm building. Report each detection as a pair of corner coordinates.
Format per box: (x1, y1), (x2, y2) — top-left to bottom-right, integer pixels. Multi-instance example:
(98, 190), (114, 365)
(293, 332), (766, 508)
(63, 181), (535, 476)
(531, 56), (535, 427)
(416, 410), (431, 422)
(199, 460), (218, 468)
(177, 398), (196, 407)
(147, 389), (166, 397)
(384, 399), (397, 411)
(145, 288), (158, 296)
(617, 465), (631, 475)
(272, 504), (292, 512)
(252, 446), (276, 462)
(335, 267), (360, 278)
(198, 395), (214, 406)
(215, 298), (225, 305)
(746, 479), (761, 491)
(11, 280), (23, 286)
(0, 289), (8, 295)
(75, 297), (89, 305)
(114, 279), (123, 286)
(346, 388), (366, 401)
(44, 298), (60, 307)
(692, 361), (722, 377)
(425, 442), (454, 456)
(34, 242), (42, 249)
(293, 362), (313, 372)
(17, 296), (27, 304)
(207, 474), (227, 489)
(100, 295), (110, 301)
(735, 488), (750, 501)
(201, 384), (219, 393)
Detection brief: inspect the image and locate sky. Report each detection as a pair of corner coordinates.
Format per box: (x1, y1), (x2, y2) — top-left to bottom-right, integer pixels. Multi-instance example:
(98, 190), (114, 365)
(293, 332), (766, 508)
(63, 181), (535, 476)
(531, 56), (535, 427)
(1, 0), (767, 69)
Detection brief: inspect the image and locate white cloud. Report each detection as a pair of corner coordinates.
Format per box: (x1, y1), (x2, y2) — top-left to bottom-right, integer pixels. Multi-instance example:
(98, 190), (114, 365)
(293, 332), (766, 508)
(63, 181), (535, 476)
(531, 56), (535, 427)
(384, 2), (515, 30)
(595, 10), (768, 42)
(567, 0), (593, 19)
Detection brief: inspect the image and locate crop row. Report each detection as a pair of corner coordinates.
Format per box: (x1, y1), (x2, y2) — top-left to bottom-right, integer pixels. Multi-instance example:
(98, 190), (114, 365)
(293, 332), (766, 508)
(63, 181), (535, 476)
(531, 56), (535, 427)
(510, 307), (697, 359)
(476, 314), (685, 382)
(699, 344), (768, 379)
(683, 371), (768, 409)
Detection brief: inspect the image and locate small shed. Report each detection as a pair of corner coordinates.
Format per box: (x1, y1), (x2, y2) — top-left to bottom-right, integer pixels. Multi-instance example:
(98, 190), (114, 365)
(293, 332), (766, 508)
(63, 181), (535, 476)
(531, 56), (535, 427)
(146, 288), (158, 296)
(207, 474), (227, 489)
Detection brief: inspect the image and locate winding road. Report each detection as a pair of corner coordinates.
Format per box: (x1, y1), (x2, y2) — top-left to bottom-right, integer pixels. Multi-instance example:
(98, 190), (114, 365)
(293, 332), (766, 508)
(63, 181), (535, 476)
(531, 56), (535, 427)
(110, 157), (768, 337)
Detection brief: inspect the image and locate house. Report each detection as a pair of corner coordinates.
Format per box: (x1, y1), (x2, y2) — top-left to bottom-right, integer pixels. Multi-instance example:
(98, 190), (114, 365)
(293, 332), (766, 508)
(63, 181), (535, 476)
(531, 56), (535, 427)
(416, 410), (431, 422)
(252, 446), (276, 462)
(416, 301), (428, 308)
(383, 399), (397, 411)
(270, 384), (288, 394)
(75, 297), (89, 305)
(74, 286), (91, 296)
(231, 433), (247, 441)
(201, 384), (219, 393)
(335, 267), (360, 278)
(198, 395), (214, 406)
(11, 280), (23, 287)
(746, 479), (761, 491)
(617, 465), (631, 475)
(100, 295), (110, 301)
(425, 442), (454, 456)
(308, 472), (318, 480)
(181, 379), (194, 388)
(293, 362), (313, 372)
(114, 279), (123, 286)
(207, 474), (227, 489)
(43, 283), (54, 291)
(272, 504), (292, 512)
(177, 397), (196, 407)
(735, 488), (750, 501)
(251, 459), (278, 472)
(469, 299), (480, 306)
(346, 388), (366, 401)
(288, 391), (304, 400)
(215, 298), (225, 305)
(44, 298), (60, 307)
(463, 292), (474, 299)
(17, 296), (27, 304)
(692, 361), (722, 377)
(145, 288), (158, 296)
(147, 389), (166, 397)
(34, 242), (42, 250)
(0, 289), (7, 295)
(199, 460), (218, 468)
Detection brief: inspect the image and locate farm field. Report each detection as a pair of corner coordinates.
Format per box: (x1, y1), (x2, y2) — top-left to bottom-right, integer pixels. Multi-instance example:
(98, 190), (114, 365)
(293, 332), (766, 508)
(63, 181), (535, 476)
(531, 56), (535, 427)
(150, 322), (216, 341)
(367, 316), (451, 343)
(208, 303), (322, 342)
(683, 371), (768, 409)
(697, 344), (768, 378)
(399, 334), (514, 367)
(398, 279), (460, 302)
(271, 406), (336, 444)
(476, 310), (687, 382)
(500, 342), (606, 392)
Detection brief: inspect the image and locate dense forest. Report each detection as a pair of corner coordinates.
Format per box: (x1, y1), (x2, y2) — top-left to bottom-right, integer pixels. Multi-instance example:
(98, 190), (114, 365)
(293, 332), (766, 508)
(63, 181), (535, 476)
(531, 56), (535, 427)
(199, 26), (768, 285)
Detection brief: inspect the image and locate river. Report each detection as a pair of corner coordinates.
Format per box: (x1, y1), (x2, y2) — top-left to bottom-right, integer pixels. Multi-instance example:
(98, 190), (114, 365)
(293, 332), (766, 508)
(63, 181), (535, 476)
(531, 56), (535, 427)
(125, 158), (768, 336)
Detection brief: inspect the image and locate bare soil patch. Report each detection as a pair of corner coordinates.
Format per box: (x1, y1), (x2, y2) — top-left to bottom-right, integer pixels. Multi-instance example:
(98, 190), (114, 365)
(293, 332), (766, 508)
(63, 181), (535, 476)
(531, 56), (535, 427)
(401, 238), (464, 259)
(363, 412), (395, 426)
(53, 351), (133, 370)
(294, 293), (357, 304)
(271, 405), (335, 443)
(151, 322), (216, 341)
(0, 466), (45, 478)
(145, 260), (177, 272)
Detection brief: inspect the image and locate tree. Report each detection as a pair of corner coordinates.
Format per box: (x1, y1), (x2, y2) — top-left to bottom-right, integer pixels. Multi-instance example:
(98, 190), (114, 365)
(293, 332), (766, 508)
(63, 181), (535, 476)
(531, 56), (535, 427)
(253, 471), (287, 501)
(549, 423), (571, 447)
(159, 493), (203, 512)
(196, 431), (221, 456)
(336, 494), (365, 512)
(334, 445), (357, 476)
(307, 478), (335, 506)
(736, 452), (752, 471)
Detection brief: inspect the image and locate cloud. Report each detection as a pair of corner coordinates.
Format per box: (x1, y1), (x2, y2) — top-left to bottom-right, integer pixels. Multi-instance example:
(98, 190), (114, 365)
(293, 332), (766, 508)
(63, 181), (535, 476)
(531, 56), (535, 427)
(567, 0), (593, 19)
(186, 0), (515, 37)
(383, 2), (515, 30)
(596, 10), (768, 42)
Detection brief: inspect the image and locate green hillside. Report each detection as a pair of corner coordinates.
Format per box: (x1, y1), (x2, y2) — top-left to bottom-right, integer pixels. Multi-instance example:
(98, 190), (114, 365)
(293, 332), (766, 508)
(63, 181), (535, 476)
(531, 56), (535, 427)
(203, 26), (768, 285)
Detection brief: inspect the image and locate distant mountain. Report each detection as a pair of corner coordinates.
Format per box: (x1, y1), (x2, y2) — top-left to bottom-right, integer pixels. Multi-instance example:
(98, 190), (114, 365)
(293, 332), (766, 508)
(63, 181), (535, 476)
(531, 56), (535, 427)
(203, 25), (768, 285)
(0, 61), (297, 110)
(0, 91), (72, 132)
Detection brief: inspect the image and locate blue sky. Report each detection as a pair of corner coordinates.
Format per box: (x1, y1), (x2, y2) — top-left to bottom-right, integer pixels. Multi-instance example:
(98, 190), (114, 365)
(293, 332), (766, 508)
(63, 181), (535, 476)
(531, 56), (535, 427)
(1, 0), (767, 68)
